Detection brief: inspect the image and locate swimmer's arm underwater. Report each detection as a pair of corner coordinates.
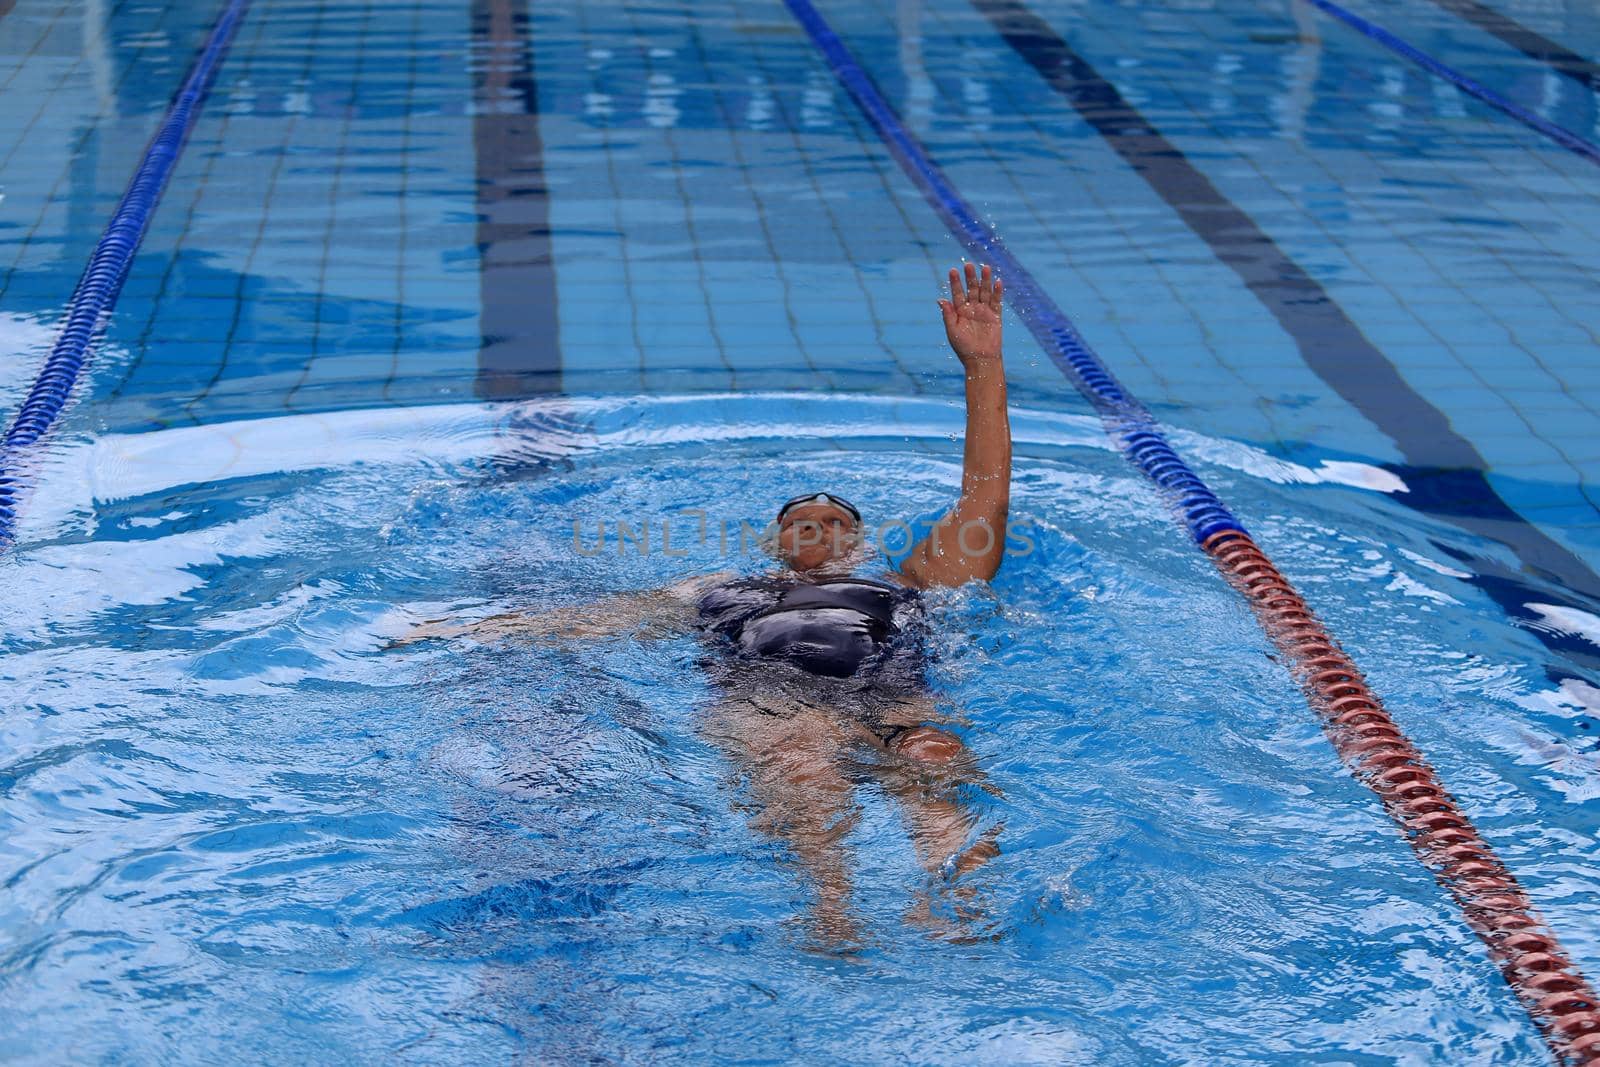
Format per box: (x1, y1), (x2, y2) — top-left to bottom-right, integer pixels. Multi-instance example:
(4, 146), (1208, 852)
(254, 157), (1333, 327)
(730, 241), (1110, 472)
(392, 571), (735, 647)
(899, 263), (1012, 590)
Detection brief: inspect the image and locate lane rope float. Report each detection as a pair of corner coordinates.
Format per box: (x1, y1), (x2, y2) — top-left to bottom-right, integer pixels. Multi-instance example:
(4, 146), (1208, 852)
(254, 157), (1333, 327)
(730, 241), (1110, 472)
(1207, 530), (1600, 1062)
(966, 0), (1600, 608)
(779, 0), (1600, 1059)
(1304, 0), (1600, 167)
(0, 0), (252, 548)
(1422, 0), (1600, 95)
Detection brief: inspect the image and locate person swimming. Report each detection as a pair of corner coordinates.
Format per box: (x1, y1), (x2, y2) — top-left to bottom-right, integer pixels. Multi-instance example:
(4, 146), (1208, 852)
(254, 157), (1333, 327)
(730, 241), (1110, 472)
(696, 495), (925, 684)
(399, 263), (1013, 943)
(692, 499), (938, 756)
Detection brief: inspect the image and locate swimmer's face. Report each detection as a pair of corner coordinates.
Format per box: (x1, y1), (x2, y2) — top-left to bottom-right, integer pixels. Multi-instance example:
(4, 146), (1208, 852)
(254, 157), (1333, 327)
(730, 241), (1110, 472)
(775, 501), (861, 572)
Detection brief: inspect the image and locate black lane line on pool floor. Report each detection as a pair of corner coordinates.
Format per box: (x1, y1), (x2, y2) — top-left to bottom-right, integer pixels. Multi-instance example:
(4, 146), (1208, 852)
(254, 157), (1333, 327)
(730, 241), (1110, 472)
(1424, 0), (1600, 95)
(970, 0), (1600, 626)
(471, 0), (560, 398)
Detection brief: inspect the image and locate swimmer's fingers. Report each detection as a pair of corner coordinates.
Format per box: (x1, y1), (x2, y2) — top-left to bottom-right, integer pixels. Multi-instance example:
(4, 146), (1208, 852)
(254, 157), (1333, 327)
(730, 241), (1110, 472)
(972, 263), (1001, 312)
(387, 631), (447, 650)
(951, 822), (1003, 877)
(842, 719), (892, 753)
(385, 618), (460, 648)
(947, 263), (1001, 318)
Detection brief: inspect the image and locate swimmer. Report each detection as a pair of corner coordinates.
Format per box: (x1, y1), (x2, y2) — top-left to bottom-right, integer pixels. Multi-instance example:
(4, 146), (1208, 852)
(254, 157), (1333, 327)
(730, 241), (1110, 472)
(403, 263), (1012, 944)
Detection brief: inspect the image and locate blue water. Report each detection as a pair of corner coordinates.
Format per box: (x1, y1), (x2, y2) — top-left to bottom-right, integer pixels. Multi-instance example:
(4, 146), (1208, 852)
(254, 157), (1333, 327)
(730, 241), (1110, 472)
(3, 0), (1600, 1061)
(1, 395), (1594, 1061)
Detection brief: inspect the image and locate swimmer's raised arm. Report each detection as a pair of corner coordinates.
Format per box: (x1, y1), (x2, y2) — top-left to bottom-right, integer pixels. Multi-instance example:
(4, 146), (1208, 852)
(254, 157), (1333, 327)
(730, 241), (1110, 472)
(392, 570), (735, 647)
(899, 263), (1012, 590)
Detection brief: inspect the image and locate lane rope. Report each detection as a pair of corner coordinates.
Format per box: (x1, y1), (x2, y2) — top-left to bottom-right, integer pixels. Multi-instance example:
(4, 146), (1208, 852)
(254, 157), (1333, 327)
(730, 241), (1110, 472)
(1422, 0), (1600, 95)
(779, 0), (1600, 1059)
(1207, 530), (1600, 1063)
(967, 0), (1600, 608)
(1304, 0), (1600, 167)
(0, 0), (252, 548)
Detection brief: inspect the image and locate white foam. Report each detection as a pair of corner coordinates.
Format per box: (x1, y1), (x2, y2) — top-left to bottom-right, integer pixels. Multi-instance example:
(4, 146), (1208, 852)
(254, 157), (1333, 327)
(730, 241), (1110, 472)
(1525, 603), (1600, 650)
(14, 392), (1409, 545)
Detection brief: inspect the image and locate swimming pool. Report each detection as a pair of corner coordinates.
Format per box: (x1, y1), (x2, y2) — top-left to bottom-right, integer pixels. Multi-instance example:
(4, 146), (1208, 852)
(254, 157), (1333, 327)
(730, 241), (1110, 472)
(2, 0), (1598, 1061)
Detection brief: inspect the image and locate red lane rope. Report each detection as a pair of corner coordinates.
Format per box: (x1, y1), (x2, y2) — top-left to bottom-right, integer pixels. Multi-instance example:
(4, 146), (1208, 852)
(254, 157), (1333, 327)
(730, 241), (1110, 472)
(1204, 530), (1600, 1063)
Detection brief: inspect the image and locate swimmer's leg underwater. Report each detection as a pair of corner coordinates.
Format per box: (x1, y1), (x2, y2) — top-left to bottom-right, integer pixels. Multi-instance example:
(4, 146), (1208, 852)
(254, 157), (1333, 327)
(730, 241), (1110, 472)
(701, 690), (1000, 945)
(845, 693), (1003, 884)
(701, 694), (866, 945)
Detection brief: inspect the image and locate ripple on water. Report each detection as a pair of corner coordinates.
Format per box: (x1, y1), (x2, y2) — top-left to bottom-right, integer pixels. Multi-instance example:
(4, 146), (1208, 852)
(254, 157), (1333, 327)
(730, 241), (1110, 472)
(0, 393), (1590, 1063)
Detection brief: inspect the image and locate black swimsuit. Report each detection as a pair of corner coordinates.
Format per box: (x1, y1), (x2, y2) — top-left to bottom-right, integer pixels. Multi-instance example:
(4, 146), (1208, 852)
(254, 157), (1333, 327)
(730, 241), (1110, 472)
(695, 574), (926, 687)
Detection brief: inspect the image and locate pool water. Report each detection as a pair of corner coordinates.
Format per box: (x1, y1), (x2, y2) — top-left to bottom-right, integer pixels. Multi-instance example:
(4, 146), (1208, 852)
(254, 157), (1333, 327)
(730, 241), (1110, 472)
(1, 394), (1593, 1061)
(3, 0), (1600, 1061)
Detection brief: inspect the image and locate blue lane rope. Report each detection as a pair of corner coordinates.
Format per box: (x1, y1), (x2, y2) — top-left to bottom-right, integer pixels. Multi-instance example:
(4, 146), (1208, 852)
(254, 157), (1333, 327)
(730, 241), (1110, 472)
(1305, 0), (1600, 167)
(779, 0), (1244, 545)
(0, 0), (252, 547)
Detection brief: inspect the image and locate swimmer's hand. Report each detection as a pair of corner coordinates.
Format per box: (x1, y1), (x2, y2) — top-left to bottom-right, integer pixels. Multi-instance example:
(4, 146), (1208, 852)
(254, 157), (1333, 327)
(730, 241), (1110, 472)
(387, 571), (735, 649)
(937, 262), (1004, 368)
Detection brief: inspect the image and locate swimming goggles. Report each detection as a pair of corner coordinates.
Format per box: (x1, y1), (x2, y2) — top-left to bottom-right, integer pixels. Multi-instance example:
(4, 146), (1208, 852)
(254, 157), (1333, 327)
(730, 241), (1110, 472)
(776, 492), (862, 524)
